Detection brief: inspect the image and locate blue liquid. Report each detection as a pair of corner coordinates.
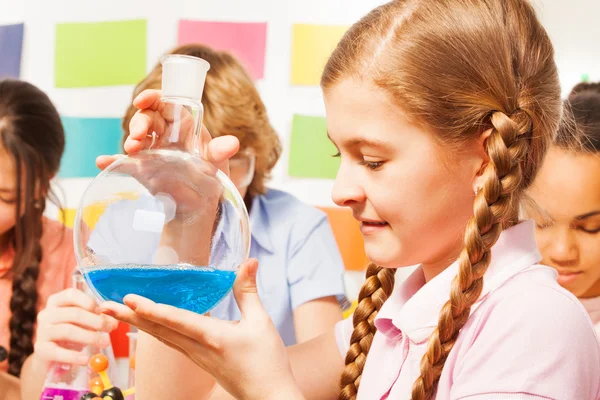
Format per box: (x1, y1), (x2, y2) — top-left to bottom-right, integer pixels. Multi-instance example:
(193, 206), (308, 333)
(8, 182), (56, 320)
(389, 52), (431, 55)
(82, 265), (236, 314)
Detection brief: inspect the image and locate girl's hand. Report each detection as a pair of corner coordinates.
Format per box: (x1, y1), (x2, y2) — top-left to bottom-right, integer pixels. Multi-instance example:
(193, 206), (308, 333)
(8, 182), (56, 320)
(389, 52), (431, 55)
(32, 288), (117, 370)
(99, 260), (304, 400)
(96, 89), (239, 175)
(95, 90), (240, 252)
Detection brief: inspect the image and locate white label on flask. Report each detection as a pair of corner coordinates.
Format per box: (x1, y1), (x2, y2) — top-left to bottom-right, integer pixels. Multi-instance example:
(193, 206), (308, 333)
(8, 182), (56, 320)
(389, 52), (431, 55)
(155, 193), (177, 223)
(132, 209), (166, 233)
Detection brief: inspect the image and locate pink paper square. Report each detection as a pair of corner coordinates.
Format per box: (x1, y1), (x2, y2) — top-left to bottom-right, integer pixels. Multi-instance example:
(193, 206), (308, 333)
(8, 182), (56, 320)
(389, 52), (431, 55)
(178, 20), (267, 80)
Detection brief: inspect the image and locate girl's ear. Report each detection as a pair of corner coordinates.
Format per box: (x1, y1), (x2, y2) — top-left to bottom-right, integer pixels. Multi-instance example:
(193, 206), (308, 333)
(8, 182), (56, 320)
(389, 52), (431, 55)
(472, 128), (493, 193)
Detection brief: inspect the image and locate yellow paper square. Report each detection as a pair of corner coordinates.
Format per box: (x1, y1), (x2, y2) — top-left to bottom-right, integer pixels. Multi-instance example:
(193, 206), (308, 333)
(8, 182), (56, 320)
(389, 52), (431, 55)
(59, 208), (77, 229)
(291, 24), (348, 86)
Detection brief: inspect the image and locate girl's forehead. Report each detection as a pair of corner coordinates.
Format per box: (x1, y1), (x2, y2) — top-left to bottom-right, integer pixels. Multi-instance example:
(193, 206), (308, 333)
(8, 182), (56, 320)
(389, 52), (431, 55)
(325, 81), (439, 152)
(326, 78), (415, 121)
(531, 148), (600, 218)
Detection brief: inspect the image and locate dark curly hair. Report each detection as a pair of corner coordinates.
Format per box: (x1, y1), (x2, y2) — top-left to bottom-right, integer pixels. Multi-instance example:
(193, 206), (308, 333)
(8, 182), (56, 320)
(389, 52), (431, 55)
(555, 82), (600, 152)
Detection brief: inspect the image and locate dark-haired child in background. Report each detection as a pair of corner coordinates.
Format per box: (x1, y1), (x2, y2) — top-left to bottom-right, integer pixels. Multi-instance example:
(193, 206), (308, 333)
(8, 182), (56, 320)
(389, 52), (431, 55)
(0, 79), (116, 400)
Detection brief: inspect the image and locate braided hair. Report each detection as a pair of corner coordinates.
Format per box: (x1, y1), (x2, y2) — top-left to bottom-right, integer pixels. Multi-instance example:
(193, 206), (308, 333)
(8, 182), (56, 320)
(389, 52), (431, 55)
(321, 1), (560, 398)
(0, 79), (65, 377)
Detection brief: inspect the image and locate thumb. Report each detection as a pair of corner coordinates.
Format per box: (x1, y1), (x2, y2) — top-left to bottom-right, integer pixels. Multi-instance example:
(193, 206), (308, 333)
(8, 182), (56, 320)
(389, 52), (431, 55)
(96, 154), (124, 170)
(233, 259), (263, 320)
(201, 124), (239, 176)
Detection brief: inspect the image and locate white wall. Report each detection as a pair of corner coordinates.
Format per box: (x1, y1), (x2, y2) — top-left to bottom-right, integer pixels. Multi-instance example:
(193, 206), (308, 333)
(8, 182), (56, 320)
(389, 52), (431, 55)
(0, 0), (597, 211)
(535, 0), (600, 96)
(0, 0), (385, 212)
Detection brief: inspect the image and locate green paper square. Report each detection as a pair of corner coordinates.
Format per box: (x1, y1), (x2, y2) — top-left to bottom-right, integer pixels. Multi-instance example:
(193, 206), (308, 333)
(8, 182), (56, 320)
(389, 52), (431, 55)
(288, 114), (340, 179)
(55, 20), (147, 88)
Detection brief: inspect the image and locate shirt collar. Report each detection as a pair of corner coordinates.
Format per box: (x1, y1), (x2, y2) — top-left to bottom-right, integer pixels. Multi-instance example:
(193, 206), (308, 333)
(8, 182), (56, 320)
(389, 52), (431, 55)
(375, 220), (542, 343)
(580, 296), (600, 314)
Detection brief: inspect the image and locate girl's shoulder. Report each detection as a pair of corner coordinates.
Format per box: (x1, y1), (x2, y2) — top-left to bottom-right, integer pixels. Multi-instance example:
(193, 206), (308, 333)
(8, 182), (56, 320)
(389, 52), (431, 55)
(28, 218), (78, 310)
(476, 264), (595, 338)
(39, 217), (77, 286)
(450, 266), (600, 399)
(41, 216), (74, 257)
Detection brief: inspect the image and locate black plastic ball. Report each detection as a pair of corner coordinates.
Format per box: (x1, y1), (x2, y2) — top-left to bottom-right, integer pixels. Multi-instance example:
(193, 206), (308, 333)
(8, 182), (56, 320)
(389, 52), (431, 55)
(101, 387), (125, 400)
(80, 393), (101, 400)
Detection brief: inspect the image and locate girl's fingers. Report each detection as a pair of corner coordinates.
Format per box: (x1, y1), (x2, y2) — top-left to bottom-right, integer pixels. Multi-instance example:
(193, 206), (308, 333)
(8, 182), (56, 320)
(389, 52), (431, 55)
(42, 307), (117, 332)
(123, 135), (147, 155)
(127, 109), (166, 150)
(132, 89), (163, 111)
(34, 342), (90, 366)
(132, 89), (179, 124)
(122, 295), (223, 347)
(200, 124), (213, 154)
(232, 259), (265, 321)
(44, 324), (110, 348)
(45, 289), (97, 312)
(96, 154), (125, 170)
(99, 301), (205, 356)
(205, 135), (239, 176)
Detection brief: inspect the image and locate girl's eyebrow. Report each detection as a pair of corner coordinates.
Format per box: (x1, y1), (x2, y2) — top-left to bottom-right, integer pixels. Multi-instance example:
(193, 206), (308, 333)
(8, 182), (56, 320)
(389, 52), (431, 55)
(575, 210), (600, 221)
(327, 131), (391, 150)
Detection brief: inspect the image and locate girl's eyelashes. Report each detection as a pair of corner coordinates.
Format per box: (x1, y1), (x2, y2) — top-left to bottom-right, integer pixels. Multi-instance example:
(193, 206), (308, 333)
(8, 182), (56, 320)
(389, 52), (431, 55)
(359, 160), (385, 170)
(578, 225), (600, 234)
(0, 195), (16, 204)
(331, 151), (385, 170)
(535, 220), (600, 235)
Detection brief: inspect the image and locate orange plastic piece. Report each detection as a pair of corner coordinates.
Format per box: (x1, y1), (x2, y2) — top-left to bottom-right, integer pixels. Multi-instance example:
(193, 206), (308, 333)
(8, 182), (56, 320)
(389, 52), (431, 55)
(90, 376), (104, 395)
(129, 355), (135, 370)
(89, 354), (109, 373)
(90, 377), (104, 389)
(91, 386), (103, 396)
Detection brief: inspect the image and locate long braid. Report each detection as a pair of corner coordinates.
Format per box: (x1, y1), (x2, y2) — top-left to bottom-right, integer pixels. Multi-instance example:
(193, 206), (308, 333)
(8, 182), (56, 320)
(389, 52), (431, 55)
(339, 263), (396, 400)
(410, 110), (533, 399)
(0, 79), (65, 377)
(0, 79), (65, 376)
(320, 0), (560, 397)
(7, 155), (46, 377)
(7, 244), (42, 377)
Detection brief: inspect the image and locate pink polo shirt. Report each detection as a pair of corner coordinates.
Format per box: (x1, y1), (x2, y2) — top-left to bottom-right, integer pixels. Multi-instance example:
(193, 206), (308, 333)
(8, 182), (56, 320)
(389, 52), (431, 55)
(336, 221), (600, 399)
(0, 218), (77, 373)
(581, 296), (600, 339)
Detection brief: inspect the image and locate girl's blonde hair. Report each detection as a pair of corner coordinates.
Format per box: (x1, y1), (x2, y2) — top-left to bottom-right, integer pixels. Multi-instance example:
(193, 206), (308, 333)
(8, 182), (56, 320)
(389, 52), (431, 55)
(321, 1), (561, 399)
(123, 44), (281, 201)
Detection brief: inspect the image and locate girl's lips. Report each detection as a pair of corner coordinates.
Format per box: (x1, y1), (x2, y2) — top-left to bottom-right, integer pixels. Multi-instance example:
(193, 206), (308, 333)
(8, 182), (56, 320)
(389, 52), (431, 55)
(557, 270), (583, 285)
(360, 221), (389, 235)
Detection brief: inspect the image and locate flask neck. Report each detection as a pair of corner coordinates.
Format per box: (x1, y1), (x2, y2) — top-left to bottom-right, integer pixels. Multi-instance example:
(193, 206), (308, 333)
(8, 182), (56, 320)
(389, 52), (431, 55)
(155, 97), (204, 156)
